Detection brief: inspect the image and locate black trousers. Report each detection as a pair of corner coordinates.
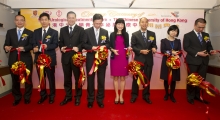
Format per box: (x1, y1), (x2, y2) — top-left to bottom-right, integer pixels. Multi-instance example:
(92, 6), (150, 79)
(187, 63), (207, 100)
(36, 66), (55, 99)
(62, 61), (81, 99)
(11, 63), (33, 101)
(86, 64), (106, 103)
(131, 61), (153, 99)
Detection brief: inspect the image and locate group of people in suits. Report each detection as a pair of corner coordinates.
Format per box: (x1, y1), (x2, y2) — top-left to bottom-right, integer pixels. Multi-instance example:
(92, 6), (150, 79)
(3, 10), (216, 108)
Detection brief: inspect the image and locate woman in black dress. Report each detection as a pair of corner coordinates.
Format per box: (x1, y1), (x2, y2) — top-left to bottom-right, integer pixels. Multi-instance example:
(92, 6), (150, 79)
(160, 25), (181, 103)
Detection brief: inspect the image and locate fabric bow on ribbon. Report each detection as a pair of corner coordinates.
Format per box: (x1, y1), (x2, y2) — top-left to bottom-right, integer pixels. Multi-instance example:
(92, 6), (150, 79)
(10, 48), (30, 84)
(72, 52), (86, 88)
(37, 41), (51, 91)
(89, 46), (108, 75)
(166, 55), (181, 85)
(187, 73), (220, 97)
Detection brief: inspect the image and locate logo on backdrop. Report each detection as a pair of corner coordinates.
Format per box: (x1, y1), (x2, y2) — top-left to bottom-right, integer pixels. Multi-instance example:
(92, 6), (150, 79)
(44, 10), (52, 15)
(31, 10), (39, 17)
(56, 10), (62, 17)
(171, 11), (179, 17)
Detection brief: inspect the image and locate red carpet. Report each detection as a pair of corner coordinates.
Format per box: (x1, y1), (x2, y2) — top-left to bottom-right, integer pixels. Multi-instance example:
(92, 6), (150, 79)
(0, 89), (220, 120)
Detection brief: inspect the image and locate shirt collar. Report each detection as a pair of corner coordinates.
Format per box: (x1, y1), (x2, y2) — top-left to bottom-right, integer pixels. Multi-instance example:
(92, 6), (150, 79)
(42, 26), (49, 32)
(194, 29), (202, 36)
(93, 27), (100, 32)
(69, 24), (76, 29)
(17, 27), (25, 31)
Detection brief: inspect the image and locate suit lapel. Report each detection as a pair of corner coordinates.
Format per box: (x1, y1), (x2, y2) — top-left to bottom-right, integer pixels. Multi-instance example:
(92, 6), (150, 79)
(138, 30), (147, 47)
(98, 28), (103, 45)
(89, 27), (97, 46)
(191, 30), (202, 46)
(13, 28), (19, 45)
(43, 27), (51, 43)
(64, 26), (70, 37)
(70, 25), (78, 38)
(18, 28), (27, 45)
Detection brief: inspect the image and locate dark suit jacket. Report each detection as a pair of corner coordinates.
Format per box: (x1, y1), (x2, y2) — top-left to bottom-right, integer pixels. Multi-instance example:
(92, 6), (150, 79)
(183, 31), (213, 65)
(59, 25), (85, 64)
(131, 30), (157, 65)
(109, 32), (129, 59)
(32, 27), (58, 66)
(4, 28), (33, 66)
(82, 27), (110, 67)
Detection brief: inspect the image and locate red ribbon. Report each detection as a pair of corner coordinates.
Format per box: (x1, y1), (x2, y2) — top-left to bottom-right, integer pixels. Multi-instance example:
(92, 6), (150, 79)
(0, 60), (6, 86)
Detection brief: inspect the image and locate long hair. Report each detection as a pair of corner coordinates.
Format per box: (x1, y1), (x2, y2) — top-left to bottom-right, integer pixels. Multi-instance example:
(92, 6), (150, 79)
(114, 18), (127, 40)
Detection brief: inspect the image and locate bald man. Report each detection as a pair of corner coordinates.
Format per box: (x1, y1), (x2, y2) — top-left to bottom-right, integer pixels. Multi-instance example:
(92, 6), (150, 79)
(130, 17), (157, 104)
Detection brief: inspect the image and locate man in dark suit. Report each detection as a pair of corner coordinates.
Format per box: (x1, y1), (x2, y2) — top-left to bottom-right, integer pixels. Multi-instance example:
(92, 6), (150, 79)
(59, 11), (85, 106)
(4, 15), (33, 106)
(183, 18), (216, 104)
(32, 13), (58, 104)
(82, 14), (110, 108)
(130, 17), (157, 104)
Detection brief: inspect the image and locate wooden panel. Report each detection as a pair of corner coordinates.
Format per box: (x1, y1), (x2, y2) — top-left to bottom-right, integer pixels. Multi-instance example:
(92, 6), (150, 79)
(0, 66), (10, 76)
(207, 65), (220, 76)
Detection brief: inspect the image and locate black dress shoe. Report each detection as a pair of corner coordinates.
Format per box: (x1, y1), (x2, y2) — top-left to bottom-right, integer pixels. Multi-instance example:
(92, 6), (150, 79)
(97, 102), (104, 108)
(24, 99), (30, 104)
(130, 98), (136, 103)
(13, 99), (21, 106)
(75, 98), (80, 106)
(170, 95), (176, 103)
(120, 101), (124, 105)
(164, 94), (169, 101)
(38, 96), (47, 104)
(60, 98), (72, 106)
(187, 99), (194, 104)
(195, 98), (209, 104)
(143, 98), (152, 104)
(114, 101), (119, 104)
(87, 102), (93, 108)
(49, 98), (54, 104)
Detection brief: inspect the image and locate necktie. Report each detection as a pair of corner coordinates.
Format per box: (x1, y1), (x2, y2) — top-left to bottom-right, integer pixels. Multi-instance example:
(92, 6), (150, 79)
(17, 29), (21, 41)
(42, 29), (46, 40)
(69, 27), (73, 36)
(142, 32), (147, 43)
(95, 29), (99, 44)
(197, 32), (203, 44)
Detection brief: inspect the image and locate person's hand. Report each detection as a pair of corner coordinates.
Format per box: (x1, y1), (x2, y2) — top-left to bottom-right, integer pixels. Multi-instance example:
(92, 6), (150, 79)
(17, 47), (24, 51)
(128, 47), (132, 50)
(41, 44), (47, 49)
(210, 50), (217, 55)
(174, 55), (179, 59)
(4, 46), (12, 52)
(112, 49), (119, 55)
(82, 49), (87, 53)
(33, 46), (39, 52)
(61, 46), (67, 53)
(140, 49), (150, 55)
(152, 48), (157, 53)
(172, 50), (178, 55)
(92, 46), (98, 51)
(197, 50), (209, 57)
(72, 47), (79, 52)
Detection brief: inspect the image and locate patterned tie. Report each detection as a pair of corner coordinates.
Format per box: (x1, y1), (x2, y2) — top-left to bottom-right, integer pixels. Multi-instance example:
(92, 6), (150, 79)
(197, 32), (203, 45)
(17, 29), (21, 41)
(42, 29), (46, 40)
(142, 32), (147, 43)
(69, 27), (73, 36)
(95, 29), (99, 44)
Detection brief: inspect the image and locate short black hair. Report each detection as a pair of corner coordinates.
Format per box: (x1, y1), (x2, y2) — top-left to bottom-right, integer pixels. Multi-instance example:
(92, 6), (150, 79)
(167, 25), (179, 37)
(93, 14), (103, 22)
(15, 15), (25, 21)
(67, 11), (76, 17)
(39, 12), (50, 20)
(195, 18), (206, 25)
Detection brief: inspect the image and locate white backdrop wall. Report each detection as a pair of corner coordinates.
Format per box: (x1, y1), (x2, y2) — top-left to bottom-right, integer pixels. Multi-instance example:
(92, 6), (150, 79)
(21, 9), (204, 90)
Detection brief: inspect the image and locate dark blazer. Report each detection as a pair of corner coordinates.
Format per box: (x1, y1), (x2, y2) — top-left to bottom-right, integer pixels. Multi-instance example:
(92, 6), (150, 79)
(131, 30), (157, 65)
(82, 27), (110, 67)
(59, 25), (84, 64)
(32, 27), (58, 66)
(109, 32), (129, 59)
(4, 28), (33, 66)
(183, 31), (213, 65)
(160, 38), (181, 81)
